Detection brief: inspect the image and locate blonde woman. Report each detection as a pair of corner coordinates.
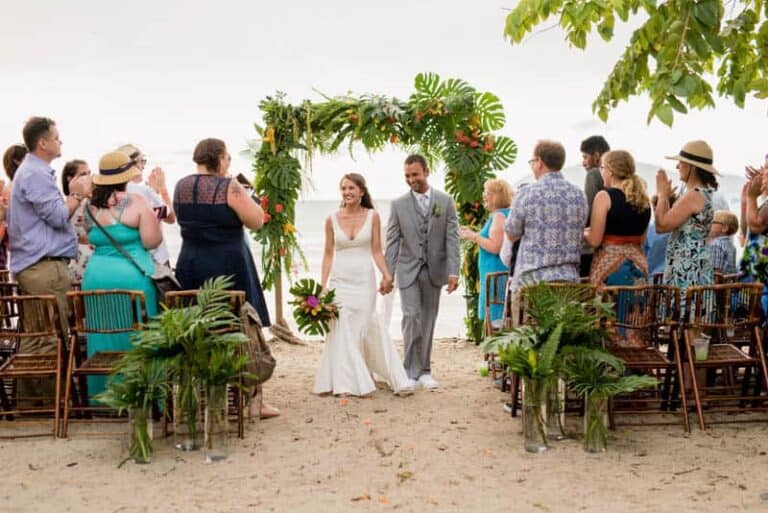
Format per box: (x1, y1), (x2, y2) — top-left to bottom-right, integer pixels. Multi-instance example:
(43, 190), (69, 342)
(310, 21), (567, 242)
(584, 150), (651, 287)
(459, 178), (513, 323)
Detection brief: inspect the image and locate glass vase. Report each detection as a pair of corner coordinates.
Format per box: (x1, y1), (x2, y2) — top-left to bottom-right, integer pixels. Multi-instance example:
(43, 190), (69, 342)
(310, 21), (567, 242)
(127, 407), (152, 464)
(522, 378), (548, 453)
(172, 377), (201, 451)
(545, 377), (567, 441)
(583, 395), (609, 453)
(204, 384), (229, 463)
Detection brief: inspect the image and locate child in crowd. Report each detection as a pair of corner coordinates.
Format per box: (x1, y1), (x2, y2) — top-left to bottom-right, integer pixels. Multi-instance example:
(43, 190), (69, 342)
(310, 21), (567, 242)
(707, 210), (738, 274)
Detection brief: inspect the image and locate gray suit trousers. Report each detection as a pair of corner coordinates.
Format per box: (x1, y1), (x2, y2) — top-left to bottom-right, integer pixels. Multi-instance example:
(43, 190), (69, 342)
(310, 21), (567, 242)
(400, 265), (441, 380)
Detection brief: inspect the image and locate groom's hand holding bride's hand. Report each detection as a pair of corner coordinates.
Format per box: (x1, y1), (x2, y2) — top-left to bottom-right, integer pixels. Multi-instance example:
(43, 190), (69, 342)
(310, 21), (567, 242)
(378, 276), (394, 295)
(446, 276), (459, 294)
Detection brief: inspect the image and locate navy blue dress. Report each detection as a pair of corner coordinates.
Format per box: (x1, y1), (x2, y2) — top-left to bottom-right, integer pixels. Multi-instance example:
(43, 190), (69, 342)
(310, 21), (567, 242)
(173, 174), (270, 326)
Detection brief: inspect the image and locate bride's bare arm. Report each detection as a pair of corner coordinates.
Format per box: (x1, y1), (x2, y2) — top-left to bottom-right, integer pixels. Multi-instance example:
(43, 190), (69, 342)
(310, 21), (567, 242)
(320, 216), (335, 292)
(371, 212), (393, 290)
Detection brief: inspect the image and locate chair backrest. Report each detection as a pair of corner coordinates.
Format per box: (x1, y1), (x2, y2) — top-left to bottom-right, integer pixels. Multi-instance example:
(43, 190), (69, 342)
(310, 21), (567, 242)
(484, 271), (508, 309)
(601, 285), (680, 347)
(164, 289), (245, 310)
(0, 270), (11, 283)
(684, 283), (763, 332)
(0, 295), (63, 351)
(714, 272), (741, 285)
(67, 290), (147, 336)
(518, 282), (598, 326)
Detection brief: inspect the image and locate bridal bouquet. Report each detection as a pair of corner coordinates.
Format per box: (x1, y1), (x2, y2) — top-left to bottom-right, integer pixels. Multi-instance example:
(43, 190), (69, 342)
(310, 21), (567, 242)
(289, 278), (339, 336)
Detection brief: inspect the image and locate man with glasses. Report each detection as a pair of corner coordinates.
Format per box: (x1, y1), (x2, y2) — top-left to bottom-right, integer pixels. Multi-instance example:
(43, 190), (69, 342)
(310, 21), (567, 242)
(8, 117), (90, 403)
(505, 140), (588, 302)
(117, 144), (175, 266)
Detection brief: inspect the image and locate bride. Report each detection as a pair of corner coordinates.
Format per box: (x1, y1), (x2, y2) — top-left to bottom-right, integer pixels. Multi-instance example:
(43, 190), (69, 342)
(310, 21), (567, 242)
(313, 173), (413, 397)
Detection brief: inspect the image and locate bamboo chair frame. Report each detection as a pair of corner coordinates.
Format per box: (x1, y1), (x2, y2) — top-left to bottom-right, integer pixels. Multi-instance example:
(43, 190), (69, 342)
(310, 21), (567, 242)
(483, 271), (510, 382)
(682, 283), (768, 430)
(163, 290), (247, 439)
(601, 285), (690, 432)
(0, 294), (66, 438)
(61, 290), (147, 438)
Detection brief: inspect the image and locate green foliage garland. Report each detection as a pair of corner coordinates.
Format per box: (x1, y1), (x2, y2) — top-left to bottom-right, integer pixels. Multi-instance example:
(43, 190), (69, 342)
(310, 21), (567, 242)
(251, 73), (518, 340)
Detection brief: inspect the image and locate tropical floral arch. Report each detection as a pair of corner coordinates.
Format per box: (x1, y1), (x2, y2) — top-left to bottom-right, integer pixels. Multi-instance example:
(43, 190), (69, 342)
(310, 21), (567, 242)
(250, 73), (517, 342)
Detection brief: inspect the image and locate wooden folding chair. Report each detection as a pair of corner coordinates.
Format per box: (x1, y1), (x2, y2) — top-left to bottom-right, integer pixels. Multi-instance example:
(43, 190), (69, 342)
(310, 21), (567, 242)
(714, 272), (741, 284)
(602, 285), (690, 432)
(683, 283), (768, 430)
(0, 283), (21, 419)
(164, 290), (247, 439)
(483, 271), (510, 381)
(60, 290), (147, 437)
(0, 295), (66, 438)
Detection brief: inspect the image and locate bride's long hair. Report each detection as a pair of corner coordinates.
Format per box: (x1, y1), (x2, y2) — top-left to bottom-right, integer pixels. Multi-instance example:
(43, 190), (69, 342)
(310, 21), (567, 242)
(340, 173), (375, 209)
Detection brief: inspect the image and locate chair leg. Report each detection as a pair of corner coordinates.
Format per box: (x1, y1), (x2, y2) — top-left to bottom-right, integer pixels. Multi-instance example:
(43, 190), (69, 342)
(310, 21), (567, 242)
(53, 347), (64, 438)
(684, 331), (706, 430)
(61, 346), (76, 438)
(673, 337), (691, 433)
(510, 373), (520, 417)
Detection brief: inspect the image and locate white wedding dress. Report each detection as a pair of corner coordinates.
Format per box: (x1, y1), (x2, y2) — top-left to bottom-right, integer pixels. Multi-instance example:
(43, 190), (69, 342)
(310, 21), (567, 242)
(313, 210), (412, 396)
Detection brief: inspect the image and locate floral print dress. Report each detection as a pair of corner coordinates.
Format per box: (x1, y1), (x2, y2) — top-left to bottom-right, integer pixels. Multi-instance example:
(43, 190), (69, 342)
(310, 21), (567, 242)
(662, 187), (714, 289)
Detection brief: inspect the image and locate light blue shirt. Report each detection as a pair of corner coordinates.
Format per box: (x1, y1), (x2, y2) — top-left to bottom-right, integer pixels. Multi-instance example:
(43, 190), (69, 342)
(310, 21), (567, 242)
(643, 222), (669, 280)
(8, 153), (77, 274)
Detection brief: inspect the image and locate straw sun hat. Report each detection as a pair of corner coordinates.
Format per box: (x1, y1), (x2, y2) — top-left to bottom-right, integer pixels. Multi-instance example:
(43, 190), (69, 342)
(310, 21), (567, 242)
(665, 140), (719, 176)
(94, 151), (140, 185)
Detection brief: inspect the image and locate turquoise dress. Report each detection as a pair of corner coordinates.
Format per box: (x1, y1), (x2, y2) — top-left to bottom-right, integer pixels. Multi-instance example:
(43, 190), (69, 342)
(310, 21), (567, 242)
(478, 208), (510, 322)
(81, 208), (158, 397)
(663, 187), (714, 289)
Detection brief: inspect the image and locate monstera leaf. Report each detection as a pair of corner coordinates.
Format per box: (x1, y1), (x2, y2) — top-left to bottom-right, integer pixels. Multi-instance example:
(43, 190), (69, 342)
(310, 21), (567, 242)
(488, 136), (518, 171)
(474, 92), (506, 132)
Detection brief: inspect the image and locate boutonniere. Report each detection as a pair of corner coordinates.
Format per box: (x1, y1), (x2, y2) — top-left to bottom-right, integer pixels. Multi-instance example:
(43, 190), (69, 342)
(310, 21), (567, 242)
(432, 203), (441, 218)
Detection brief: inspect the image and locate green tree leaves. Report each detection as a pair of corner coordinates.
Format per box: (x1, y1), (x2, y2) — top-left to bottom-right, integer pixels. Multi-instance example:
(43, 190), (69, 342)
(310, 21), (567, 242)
(504, 0), (768, 125)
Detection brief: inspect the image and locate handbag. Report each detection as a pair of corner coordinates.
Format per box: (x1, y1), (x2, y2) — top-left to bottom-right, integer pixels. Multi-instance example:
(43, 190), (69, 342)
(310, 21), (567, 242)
(239, 301), (276, 386)
(85, 204), (181, 301)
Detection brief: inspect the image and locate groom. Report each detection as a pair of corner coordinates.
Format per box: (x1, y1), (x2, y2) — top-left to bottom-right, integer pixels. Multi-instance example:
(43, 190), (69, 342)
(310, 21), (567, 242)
(385, 154), (460, 390)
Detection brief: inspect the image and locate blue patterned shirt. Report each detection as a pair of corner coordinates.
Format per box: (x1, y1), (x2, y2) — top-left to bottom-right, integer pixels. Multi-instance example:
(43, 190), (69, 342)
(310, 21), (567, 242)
(707, 235), (737, 274)
(505, 171), (588, 292)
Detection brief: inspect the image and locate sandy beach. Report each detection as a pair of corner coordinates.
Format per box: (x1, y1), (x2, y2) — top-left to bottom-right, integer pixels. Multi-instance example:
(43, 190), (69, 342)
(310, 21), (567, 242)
(2, 337), (768, 513)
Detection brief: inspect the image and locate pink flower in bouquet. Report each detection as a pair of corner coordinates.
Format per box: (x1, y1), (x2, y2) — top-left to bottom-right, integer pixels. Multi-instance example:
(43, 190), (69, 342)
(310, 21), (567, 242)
(307, 295), (320, 308)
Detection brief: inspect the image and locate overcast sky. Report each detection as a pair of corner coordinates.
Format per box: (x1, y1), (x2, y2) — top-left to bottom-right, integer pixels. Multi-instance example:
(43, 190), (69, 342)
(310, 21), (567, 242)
(2, 0), (766, 199)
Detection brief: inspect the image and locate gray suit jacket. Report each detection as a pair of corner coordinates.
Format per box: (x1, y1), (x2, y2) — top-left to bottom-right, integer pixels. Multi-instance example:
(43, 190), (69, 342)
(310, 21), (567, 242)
(385, 188), (460, 289)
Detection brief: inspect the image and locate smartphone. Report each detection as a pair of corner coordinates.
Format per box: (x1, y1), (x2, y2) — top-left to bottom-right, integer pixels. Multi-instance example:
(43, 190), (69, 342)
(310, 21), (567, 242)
(153, 205), (169, 220)
(236, 173), (253, 189)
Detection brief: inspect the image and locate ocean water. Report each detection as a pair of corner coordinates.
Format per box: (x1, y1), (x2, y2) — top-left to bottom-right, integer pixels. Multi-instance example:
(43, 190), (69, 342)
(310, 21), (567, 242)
(162, 199), (469, 340)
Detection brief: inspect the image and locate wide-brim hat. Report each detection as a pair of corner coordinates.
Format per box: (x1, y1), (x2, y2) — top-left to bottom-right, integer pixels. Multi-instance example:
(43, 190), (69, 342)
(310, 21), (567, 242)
(665, 140), (719, 176)
(94, 151), (140, 185)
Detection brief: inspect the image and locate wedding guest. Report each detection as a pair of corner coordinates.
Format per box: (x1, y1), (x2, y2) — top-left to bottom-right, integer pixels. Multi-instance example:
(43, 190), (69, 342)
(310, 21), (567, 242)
(117, 144), (175, 266)
(579, 135), (609, 277)
(643, 194), (676, 283)
(739, 163), (768, 283)
(174, 138), (278, 418)
(505, 140), (588, 298)
(82, 151), (161, 395)
(0, 144), (27, 269)
(459, 178), (513, 325)
(61, 159), (93, 282)
(655, 141), (718, 289)
(8, 117), (89, 402)
(707, 210), (738, 274)
(584, 150), (650, 287)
